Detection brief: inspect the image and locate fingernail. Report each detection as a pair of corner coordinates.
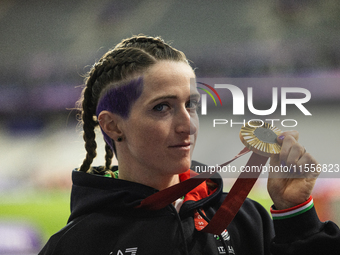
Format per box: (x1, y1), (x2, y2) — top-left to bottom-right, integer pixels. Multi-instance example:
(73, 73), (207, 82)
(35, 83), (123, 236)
(280, 160), (286, 167)
(278, 135), (285, 140)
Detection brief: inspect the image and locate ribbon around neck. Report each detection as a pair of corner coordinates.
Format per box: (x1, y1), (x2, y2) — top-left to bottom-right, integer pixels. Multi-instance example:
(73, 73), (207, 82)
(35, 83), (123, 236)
(136, 147), (269, 235)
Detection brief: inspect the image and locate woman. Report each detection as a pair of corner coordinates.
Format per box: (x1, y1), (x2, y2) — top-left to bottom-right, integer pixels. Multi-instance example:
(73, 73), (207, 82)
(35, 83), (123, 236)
(39, 35), (340, 255)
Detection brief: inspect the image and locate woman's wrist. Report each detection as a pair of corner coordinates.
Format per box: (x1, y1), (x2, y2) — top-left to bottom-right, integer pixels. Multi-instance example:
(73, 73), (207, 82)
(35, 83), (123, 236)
(271, 196), (313, 219)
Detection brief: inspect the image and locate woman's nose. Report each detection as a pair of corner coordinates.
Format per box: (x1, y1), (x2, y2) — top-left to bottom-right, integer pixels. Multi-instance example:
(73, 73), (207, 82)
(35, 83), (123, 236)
(175, 108), (197, 135)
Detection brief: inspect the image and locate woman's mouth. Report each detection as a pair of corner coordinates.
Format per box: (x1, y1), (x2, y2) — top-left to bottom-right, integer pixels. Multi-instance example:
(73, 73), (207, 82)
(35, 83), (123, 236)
(169, 143), (192, 150)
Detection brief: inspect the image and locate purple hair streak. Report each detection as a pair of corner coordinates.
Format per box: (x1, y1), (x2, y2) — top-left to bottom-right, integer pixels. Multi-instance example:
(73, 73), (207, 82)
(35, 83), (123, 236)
(96, 77), (144, 151)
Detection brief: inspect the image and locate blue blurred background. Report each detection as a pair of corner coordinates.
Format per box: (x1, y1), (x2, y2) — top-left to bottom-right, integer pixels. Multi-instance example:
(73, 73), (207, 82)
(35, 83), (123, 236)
(0, 1), (340, 253)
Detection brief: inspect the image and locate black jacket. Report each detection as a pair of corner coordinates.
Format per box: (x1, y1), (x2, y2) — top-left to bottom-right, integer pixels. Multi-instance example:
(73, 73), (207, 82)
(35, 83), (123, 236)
(39, 167), (340, 255)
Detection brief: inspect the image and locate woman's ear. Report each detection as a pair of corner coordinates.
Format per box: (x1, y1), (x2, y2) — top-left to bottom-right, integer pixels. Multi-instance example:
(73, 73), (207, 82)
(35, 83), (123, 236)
(98, 111), (123, 140)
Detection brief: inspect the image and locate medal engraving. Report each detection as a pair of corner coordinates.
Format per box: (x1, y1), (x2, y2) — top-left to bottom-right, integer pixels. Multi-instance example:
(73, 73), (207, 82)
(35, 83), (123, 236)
(239, 121), (282, 157)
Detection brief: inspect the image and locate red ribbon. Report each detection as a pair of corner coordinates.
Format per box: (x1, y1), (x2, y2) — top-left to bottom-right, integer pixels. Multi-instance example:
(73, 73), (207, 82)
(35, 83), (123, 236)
(136, 147), (269, 235)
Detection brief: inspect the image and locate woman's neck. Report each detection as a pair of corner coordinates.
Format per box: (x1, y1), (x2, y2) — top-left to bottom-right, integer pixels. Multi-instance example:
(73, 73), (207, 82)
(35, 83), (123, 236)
(118, 164), (180, 191)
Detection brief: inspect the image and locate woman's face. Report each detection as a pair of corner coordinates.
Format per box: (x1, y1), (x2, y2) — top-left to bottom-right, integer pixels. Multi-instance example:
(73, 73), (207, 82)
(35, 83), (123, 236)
(119, 60), (199, 177)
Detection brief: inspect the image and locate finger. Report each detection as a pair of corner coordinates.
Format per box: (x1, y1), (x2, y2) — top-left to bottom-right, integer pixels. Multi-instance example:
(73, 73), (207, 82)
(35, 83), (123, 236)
(269, 154), (280, 166)
(286, 142), (305, 167)
(295, 152), (320, 178)
(279, 134), (298, 166)
(276, 130), (299, 145)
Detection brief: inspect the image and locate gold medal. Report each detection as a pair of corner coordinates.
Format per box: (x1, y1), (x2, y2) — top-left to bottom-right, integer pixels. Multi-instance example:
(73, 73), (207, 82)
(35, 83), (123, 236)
(239, 121), (282, 157)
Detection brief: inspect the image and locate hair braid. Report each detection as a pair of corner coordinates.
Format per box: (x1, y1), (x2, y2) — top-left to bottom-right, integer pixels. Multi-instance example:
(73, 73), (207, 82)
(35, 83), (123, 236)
(104, 143), (114, 170)
(78, 60), (115, 173)
(78, 67), (103, 173)
(116, 35), (186, 62)
(78, 35), (189, 173)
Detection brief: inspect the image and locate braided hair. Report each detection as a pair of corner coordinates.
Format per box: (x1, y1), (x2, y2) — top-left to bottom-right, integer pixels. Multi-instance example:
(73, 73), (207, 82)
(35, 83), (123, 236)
(77, 35), (188, 173)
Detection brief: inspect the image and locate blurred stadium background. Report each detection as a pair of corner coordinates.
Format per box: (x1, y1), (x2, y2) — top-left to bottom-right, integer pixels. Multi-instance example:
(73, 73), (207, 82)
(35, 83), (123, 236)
(0, 0), (340, 253)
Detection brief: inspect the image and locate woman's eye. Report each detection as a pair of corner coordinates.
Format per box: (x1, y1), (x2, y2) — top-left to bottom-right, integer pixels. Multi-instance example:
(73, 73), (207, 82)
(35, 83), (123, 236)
(153, 103), (169, 112)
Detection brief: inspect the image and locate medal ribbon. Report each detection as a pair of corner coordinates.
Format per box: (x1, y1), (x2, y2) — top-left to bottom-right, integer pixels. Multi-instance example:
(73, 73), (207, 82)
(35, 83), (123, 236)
(136, 147), (269, 235)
